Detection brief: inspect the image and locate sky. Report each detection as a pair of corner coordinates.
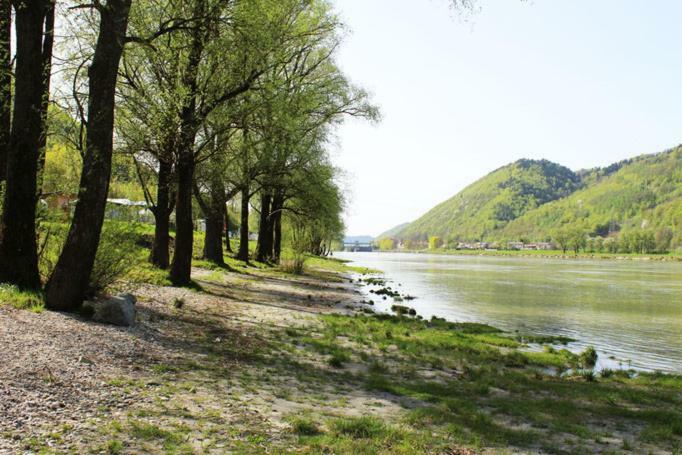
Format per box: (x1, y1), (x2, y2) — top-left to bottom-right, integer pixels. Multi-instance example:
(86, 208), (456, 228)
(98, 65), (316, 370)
(329, 0), (682, 237)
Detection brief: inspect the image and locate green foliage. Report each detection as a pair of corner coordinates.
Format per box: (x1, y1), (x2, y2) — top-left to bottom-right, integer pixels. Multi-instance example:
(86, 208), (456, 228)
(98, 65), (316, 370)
(428, 236), (442, 250)
(89, 223), (140, 296)
(503, 148), (682, 248)
(579, 346), (598, 368)
(377, 238), (394, 251)
(0, 284), (45, 312)
(42, 142), (82, 196)
(39, 221), (145, 297)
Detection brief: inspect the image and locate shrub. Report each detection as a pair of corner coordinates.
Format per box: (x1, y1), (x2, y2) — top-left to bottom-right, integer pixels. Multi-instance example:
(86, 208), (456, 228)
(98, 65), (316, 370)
(39, 221), (141, 297)
(89, 223), (140, 296)
(579, 346), (598, 368)
(280, 257), (306, 275)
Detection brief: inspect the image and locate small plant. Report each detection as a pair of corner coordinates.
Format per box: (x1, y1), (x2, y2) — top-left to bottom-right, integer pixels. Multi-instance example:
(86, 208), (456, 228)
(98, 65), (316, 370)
(105, 439), (123, 454)
(289, 417), (323, 436)
(580, 370), (596, 382)
(331, 416), (386, 439)
(391, 304), (417, 316)
(173, 297), (185, 309)
(600, 368), (615, 378)
(328, 351), (349, 368)
(579, 346), (598, 368)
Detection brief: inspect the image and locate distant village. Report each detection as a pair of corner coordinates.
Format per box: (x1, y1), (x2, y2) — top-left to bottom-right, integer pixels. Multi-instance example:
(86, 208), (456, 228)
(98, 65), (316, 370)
(342, 238), (555, 252)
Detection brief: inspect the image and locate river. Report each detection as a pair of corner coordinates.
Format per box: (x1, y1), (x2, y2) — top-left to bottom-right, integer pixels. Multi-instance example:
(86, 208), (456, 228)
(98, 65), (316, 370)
(336, 251), (682, 373)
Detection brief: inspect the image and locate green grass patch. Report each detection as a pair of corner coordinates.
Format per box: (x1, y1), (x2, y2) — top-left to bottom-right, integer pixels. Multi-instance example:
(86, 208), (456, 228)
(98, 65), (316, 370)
(0, 284), (44, 312)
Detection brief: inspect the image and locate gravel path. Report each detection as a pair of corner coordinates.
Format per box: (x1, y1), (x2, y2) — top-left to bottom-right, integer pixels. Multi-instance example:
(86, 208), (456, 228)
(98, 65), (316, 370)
(0, 304), (173, 452)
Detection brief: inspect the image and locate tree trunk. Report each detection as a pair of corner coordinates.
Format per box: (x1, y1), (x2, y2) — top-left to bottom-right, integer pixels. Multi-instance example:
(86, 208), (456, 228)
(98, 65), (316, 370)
(237, 186), (250, 261)
(170, 150), (195, 285)
(0, 1), (47, 290)
(0, 1), (11, 183)
(203, 212), (224, 265)
(256, 192), (272, 263)
(36, 1), (55, 193)
(272, 194), (283, 262)
(196, 177), (226, 266)
(224, 205), (232, 253)
(150, 157), (173, 268)
(46, 0), (132, 310)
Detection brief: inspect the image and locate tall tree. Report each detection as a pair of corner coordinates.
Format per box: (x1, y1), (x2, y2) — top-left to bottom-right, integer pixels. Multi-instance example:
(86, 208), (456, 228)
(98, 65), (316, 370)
(0, 0), (50, 290)
(0, 0), (10, 183)
(36, 1), (56, 193)
(46, 0), (133, 310)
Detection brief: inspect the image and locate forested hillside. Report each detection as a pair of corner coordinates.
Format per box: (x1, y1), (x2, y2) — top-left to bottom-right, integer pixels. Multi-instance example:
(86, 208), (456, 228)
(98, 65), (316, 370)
(394, 147), (682, 250)
(399, 159), (581, 241)
(502, 147), (682, 245)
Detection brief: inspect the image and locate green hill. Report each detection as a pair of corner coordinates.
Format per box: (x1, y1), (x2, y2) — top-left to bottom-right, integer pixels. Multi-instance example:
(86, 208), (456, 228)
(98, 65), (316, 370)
(393, 147), (682, 250)
(501, 147), (682, 245)
(399, 159), (581, 242)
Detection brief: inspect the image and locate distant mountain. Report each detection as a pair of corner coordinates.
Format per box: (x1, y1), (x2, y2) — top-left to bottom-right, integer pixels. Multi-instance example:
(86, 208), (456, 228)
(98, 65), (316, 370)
(500, 147), (682, 245)
(343, 235), (374, 244)
(399, 159), (581, 241)
(393, 146), (682, 248)
(376, 222), (410, 239)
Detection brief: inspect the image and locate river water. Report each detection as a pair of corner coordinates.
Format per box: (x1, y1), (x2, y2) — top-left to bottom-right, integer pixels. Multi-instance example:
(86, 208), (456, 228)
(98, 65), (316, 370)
(336, 252), (682, 373)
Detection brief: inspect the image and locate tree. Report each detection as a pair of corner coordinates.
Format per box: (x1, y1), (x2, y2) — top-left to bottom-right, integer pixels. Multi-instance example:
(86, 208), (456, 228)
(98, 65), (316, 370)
(46, 0), (133, 310)
(429, 236), (443, 250)
(0, 0), (10, 183)
(0, 0), (53, 290)
(379, 238), (395, 251)
(553, 228), (570, 254)
(568, 228), (587, 254)
(655, 227), (673, 254)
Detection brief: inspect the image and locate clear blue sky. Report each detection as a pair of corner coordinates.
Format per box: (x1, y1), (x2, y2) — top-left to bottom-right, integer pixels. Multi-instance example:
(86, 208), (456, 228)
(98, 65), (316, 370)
(330, 0), (682, 236)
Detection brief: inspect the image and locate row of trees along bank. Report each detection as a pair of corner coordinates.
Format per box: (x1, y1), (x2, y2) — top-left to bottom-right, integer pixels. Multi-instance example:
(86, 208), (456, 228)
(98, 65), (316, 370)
(0, 0), (377, 312)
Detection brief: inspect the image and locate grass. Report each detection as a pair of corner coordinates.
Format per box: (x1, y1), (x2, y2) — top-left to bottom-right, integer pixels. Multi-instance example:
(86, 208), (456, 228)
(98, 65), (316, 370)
(331, 416), (387, 438)
(78, 277), (682, 454)
(0, 283), (44, 312)
(289, 416), (323, 436)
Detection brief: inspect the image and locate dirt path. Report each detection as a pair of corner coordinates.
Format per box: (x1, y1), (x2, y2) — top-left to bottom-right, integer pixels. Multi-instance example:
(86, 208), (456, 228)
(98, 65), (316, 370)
(0, 266), (387, 453)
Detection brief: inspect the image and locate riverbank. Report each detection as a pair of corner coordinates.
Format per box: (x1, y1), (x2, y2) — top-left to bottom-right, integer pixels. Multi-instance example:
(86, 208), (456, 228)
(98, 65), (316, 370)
(1, 257), (681, 453)
(368, 248), (682, 262)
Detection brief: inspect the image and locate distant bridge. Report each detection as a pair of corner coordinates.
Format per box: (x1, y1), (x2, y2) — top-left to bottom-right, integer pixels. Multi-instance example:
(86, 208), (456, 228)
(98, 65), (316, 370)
(343, 241), (373, 252)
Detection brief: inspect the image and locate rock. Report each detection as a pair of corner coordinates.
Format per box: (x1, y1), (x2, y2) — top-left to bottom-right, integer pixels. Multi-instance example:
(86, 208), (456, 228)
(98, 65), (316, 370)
(91, 294), (136, 327)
